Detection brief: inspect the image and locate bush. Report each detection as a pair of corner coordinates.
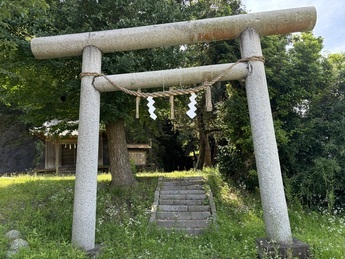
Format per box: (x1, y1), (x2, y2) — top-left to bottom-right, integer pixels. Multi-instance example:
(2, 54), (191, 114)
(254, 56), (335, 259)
(217, 145), (258, 191)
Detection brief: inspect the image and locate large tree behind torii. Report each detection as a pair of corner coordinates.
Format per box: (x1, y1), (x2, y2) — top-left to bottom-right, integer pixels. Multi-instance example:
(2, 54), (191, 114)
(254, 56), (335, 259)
(1, 0), (243, 186)
(35, 0), (187, 187)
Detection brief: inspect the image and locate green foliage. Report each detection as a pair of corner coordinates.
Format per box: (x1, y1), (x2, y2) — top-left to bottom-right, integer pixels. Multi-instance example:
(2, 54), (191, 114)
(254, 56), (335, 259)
(272, 35), (345, 212)
(216, 81), (255, 188)
(215, 30), (345, 213)
(1, 170), (344, 258)
(285, 53), (345, 211)
(0, 0), (190, 127)
(0, 0), (48, 51)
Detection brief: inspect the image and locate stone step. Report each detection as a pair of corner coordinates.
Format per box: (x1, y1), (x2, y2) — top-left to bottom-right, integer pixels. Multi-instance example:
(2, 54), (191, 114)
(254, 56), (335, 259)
(160, 185), (204, 190)
(161, 181), (204, 186)
(159, 199), (206, 205)
(156, 219), (210, 228)
(161, 177), (204, 182)
(158, 205), (210, 212)
(160, 190), (205, 195)
(150, 176), (216, 235)
(159, 194), (206, 200)
(157, 211), (211, 220)
(160, 179), (204, 186)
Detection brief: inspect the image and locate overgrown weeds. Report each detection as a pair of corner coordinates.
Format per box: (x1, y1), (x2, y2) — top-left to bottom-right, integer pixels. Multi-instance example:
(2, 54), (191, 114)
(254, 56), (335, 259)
(0, 169), (344, 258)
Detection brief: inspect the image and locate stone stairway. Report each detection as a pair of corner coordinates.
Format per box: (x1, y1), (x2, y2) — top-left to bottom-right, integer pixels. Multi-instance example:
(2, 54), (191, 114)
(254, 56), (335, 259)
(150, 176), (217, 234)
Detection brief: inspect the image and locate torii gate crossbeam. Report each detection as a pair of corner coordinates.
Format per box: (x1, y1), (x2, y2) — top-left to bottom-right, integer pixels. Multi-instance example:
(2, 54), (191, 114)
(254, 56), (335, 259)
(31, 7), (316, 59)
(31, 6), (316, 258)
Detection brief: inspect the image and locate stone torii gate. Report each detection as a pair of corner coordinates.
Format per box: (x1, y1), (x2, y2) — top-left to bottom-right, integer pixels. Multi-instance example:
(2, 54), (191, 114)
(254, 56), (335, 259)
(31, 6), (316, 257)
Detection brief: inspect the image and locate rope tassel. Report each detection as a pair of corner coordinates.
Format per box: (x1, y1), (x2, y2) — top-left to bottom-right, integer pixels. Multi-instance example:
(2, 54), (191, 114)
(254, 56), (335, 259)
(136, 89), (141, 119)
(169, 87), (175, 120)
(205, 85), (212, 112)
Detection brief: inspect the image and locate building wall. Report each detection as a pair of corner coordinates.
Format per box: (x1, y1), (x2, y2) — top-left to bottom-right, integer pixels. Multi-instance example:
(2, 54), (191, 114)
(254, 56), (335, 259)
(45, 141), (61, 169)
(44, 135), (104, 170)
(0, 109), (42, 174)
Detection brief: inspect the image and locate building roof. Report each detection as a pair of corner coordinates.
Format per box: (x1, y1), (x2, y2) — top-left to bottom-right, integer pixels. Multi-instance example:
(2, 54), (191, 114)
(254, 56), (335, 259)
(127, 144), (151, 149)
(31, 120), (79, 140)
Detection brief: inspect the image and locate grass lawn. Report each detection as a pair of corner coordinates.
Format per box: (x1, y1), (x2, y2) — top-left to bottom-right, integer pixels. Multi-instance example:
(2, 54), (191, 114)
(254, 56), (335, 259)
(0, 168), (344, 258)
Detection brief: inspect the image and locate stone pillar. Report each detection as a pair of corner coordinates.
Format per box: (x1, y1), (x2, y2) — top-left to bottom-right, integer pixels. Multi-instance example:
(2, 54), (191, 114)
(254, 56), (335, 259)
(71, 46), (102, 250)
(240, 28), (292, 243)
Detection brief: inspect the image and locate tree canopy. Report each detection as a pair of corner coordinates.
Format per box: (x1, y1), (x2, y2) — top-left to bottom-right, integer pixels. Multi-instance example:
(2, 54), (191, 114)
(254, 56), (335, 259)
(1, 0), (244, 185)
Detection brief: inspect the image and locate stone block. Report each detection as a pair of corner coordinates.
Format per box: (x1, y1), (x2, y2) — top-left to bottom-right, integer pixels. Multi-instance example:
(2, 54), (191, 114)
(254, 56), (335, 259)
(256, 238), (311, 259)
(159, 199), (204, 205)
(160, 190), (205, 195)
(87, 244), (103, 259)
(157, 211), (211, 220)
(160, 194), (206, 200)
(188, 205), (210, 212)
(159, 205), (188, 212)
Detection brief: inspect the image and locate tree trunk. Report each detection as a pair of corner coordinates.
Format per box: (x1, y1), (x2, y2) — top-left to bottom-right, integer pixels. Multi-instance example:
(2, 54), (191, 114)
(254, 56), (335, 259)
(196, 132), (213, 169)
(204, 133), (212, 167)
(196, 132), (206, 170)
(195, 101), (213, 169)
(106, 119), (137, 187)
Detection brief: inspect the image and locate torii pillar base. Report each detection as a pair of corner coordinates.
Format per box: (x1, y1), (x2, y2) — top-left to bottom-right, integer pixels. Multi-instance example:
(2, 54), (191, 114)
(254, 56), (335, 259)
(86, 244), (103, 258)
(256, 238), (311, 259)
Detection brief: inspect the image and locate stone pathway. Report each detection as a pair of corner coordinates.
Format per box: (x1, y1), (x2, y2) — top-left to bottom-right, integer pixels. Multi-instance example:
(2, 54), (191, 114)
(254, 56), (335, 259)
(150, 176), (216, 234)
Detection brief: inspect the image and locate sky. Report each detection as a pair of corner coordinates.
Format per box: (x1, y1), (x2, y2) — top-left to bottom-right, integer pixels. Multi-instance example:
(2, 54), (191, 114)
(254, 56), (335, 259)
(240, 0), (345, 54)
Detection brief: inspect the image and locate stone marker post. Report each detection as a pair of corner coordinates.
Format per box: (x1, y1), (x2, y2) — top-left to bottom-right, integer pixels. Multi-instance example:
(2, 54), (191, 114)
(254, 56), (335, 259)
(71, 46), (102, 250)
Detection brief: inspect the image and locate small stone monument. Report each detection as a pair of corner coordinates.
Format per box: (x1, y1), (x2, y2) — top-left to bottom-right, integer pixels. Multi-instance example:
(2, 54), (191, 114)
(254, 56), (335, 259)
(5, 230), (29, 257)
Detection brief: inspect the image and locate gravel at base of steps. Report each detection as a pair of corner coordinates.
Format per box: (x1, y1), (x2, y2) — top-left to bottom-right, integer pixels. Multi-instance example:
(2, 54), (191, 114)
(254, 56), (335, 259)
(150, 176), (217, 235)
